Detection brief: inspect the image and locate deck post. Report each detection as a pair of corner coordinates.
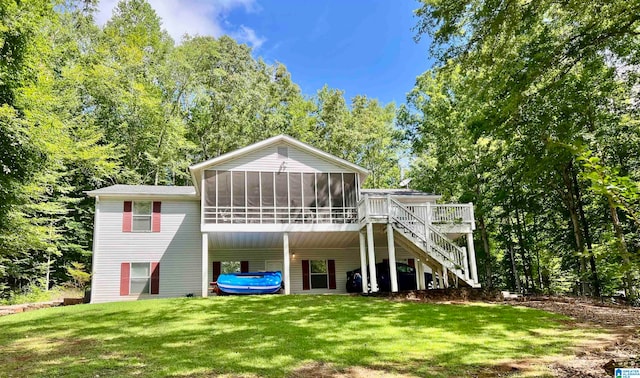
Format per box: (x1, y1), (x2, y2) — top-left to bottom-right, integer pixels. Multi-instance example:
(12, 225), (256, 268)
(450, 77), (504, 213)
(359, 231), (368, 293)
(466, 232), (479, 284)
(468, 202), (476, 230)
(462, 246), (470, 281)
(201, 233), (208, 297)
(366, 222), (378, 292)
(386, 223), (398, 292)
(438, 268), (444, 289)
(363, 194), (370, 222)
(283, 232), (291, 294)
(443, 267), (449, 288)
(425, 202), (431, 254)
(417, 261), (427, 290)
(431, 267), (437, 289)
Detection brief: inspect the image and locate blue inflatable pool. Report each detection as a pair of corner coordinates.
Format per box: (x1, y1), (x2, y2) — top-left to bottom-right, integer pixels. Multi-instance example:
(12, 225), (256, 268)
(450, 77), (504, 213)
(216, 271), (282, 295)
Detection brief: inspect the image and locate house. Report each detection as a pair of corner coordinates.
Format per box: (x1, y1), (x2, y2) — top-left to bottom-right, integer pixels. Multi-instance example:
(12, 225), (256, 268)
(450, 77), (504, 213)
(86, 135), (479, 303)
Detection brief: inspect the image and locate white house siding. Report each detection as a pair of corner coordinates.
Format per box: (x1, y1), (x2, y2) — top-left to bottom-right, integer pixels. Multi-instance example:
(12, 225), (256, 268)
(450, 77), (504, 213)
(91, 198), (201, 303)
(207, 242), (423, 294)
(209, 142), (355, 173)
(208, 247), (361, 294)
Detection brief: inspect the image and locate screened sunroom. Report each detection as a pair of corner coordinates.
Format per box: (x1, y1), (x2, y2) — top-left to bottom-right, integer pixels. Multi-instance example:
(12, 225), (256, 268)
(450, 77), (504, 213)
(202, 170), (360, 224)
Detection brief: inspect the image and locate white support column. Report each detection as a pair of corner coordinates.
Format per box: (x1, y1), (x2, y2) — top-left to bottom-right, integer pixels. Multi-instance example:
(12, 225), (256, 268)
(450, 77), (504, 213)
(438, 267), (444, 289)
(466, 232), (479, 284)
(201, 233), (208, 297)
(431, 267), (438, 289)
(386, 223), (398, 292)
(359, 231), (369, 293)
(283, 232), (291, 294)
(418, 262), (426, 290)
(462, 246), (470, 281)
(443, 267), (449, 288)
(366, 223), (378, 292)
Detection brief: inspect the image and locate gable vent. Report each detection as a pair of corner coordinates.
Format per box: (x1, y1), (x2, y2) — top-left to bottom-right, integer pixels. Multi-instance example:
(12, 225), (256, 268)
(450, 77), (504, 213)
(277, 146), (289, 159)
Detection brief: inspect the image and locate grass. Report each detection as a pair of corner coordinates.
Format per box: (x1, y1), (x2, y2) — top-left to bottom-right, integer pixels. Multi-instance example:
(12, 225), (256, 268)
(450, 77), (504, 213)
(0, 295), (598, 377)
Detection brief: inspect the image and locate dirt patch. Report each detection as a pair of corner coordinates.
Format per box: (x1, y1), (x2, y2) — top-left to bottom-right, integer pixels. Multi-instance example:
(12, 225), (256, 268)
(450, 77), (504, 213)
(511, 297), (640, 377)
(289, 362), (419, 378)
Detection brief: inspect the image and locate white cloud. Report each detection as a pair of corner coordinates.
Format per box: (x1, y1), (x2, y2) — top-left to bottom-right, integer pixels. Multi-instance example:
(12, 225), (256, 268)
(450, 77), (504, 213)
(95, 0), (266, 49)
(233, 25), (266, 50)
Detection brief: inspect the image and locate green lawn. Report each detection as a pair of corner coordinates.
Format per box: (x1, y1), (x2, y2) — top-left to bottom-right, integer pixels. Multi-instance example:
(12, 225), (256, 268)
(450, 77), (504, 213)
(0, 295), (597, 377)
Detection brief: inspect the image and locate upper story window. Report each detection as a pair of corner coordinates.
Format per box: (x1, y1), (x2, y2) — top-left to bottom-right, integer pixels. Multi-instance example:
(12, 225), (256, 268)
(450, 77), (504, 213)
(132, 201), (152, 232)
(277, 146), (288, 159)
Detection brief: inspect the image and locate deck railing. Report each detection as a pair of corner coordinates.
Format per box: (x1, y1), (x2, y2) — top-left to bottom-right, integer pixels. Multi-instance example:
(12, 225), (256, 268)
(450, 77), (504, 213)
(388, 198), (467, 274)
(358, 195), (475, 228)
(203, 206), (358, 224)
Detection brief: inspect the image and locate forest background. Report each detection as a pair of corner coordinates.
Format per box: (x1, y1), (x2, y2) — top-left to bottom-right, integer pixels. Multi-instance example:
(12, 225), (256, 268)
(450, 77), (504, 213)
(1, 0), (638, 302)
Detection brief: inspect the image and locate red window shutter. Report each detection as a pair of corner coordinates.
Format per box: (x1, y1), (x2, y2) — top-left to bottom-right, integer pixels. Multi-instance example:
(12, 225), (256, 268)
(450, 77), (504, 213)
(328, 259), (336, 290)
(120, 262), (130, 296)
(407, 258), (415, 268)
(241, 261), (249, 273)
(302, 260), (310, 290)
(150, 262), (160, 294)
(212, 261), (221, 282)
(152, 202), (161, 232)
(122, 201), (132, 232)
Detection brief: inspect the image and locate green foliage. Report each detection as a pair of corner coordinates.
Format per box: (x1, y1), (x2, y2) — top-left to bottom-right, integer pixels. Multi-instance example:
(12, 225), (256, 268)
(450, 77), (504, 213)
(0, 296), (597, 377)
(405, 0), (640, 296)
(65, 262), (90, 290)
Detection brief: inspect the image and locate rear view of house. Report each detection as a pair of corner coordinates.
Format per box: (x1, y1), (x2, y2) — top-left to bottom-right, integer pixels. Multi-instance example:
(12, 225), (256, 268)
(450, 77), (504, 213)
(87, 135), (479, 303)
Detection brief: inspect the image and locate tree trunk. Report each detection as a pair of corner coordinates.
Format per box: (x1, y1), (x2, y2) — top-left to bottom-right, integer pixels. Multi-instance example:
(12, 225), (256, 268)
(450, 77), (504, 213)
(572, 168), (601, 297)
(478, 216), (492, 288)
(507, 237), (521, 294)
(607, 197), (636, 299)
(560, 162), (589, 296)
(514, 204), (534, 291)
(503, 216), (521, 293)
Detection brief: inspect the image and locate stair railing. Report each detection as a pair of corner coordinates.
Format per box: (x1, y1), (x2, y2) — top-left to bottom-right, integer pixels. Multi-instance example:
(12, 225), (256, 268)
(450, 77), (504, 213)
(388, 197), (467, 277)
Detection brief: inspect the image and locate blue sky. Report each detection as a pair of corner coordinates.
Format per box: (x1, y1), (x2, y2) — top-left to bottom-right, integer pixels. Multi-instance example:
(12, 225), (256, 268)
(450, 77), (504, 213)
(96, 0), (433, 106)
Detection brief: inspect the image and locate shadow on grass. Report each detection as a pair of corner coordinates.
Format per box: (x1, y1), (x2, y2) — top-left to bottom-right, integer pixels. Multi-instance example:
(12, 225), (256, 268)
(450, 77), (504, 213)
(0, 295), (595, 377)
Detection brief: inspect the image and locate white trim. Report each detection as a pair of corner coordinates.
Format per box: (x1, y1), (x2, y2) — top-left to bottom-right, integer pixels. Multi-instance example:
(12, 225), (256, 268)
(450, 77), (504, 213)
(283, 234), (290, 295)
(201, 223), (360, 233)
(202, 233), (208, 297)
(85, 193), (198, 199)
(359, 231), (368, 293)
(386, 223), (398, 292)
(366, 222), (378, 292)
(90, 196), (100, 303)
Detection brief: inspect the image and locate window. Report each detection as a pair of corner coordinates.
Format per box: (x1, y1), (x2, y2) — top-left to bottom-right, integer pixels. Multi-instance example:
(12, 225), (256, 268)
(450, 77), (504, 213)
(310, 260), (328, 289)
(130, 262), (151, 294)
(221, 261), (241, 274)
(132, 201), (152, 232)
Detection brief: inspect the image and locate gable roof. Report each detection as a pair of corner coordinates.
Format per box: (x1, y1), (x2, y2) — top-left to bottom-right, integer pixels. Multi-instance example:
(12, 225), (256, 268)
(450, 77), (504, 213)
(86, 185), (197, 198)
(189, 135), (370, 195)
